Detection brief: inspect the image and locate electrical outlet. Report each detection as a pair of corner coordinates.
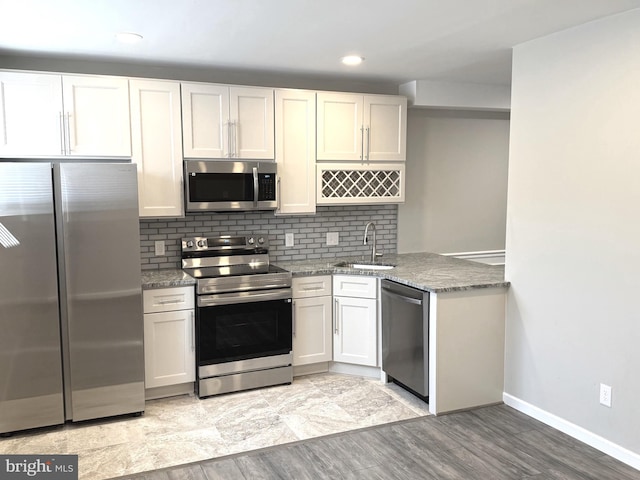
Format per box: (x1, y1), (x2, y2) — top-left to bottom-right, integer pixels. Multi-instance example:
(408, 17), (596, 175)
(154, 240), (166, 256)
(285, 233), (294, 247)
(326, 232), (339, 246)
(599, 383), (612, 407)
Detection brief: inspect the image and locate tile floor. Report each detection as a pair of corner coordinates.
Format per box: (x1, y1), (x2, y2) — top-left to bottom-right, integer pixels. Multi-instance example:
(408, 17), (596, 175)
(0, 373), (430, 480)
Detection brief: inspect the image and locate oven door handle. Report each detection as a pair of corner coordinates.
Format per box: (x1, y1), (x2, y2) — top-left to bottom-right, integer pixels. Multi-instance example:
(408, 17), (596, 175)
(197, 288), (292, 307)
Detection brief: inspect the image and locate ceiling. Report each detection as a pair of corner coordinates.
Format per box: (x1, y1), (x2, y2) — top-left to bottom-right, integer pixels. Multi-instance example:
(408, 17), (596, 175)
(1, 0), (639, 86)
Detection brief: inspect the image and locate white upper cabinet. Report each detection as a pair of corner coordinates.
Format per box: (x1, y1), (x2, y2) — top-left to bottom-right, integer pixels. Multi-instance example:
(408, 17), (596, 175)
(364, 95), (407, 161)
(0, 72), (63, 156)
(316, 93), (364, 161)
(317, 92), (406, 162)
(181, 83), (228, 158)
(230, 86), (275, 159)
(62, 75), (131, 157)
(129, 79), (184, 217)
(182, 82), (274, 160)
(275, 89), (316, 215)
(0, 71), (131, 158)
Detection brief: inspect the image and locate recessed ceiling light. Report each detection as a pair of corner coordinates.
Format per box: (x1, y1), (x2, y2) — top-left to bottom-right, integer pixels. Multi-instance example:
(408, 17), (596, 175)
(116, 32), (143, 44)
(341, 55), (364, 66)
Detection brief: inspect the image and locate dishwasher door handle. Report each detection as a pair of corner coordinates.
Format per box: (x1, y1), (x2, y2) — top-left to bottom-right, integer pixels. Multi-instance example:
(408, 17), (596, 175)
(382, 288), (422, 306)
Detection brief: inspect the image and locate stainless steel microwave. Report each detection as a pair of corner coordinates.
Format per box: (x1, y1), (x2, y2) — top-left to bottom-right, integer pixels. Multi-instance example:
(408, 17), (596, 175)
(184, 160), (277, 212)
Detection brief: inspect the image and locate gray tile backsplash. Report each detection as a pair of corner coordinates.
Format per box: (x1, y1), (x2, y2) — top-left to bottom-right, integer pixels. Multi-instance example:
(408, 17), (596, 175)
(139, 205), (398, 270)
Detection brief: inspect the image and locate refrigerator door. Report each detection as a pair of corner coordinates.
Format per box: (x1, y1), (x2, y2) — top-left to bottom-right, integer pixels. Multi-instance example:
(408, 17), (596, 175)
(0, 163), (64, 434)
(55, 163), (144, 422)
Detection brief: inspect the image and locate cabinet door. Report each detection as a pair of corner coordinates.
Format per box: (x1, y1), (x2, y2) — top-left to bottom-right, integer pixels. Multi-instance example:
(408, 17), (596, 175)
(229, 86), (274, 159)
(144, 310), (195, 388)
(0, 71), (63, 157)
(181, 82), (229, 158)
(275, 89), (316, 214)
(333, 296), (377, 366)
(293, 296), (332, 366)
(317, 92), (363, 161)
(130, 79), (184, 217)
(364, 95), (407, 161)
(62, 75), (131, 157)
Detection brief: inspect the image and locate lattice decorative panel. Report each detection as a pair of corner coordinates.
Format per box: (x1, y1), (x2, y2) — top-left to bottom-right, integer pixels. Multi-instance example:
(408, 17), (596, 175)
(320, 169), (401, 199)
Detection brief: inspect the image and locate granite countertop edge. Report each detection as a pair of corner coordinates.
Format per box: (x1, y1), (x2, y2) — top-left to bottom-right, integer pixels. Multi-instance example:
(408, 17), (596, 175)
(141, 252), (509, 294)
(141, 269), (196, 289)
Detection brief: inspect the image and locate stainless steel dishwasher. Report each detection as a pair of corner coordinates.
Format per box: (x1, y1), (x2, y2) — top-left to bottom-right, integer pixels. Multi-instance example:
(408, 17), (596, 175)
(381, 280), (429, 400)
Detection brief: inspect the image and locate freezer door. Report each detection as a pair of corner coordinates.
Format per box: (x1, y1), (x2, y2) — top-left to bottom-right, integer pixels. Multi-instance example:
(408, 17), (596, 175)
(0, 163), (64, 434)
(55, 163), (145, 421)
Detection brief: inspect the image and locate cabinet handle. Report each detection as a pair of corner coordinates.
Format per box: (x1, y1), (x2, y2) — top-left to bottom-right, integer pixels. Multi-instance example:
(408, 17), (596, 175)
(64, 113), (72, 153)
(225, 121), (231, 158)
(360, 126), (364, 160)
(366, 126), (371, 160)
(190, 311), (195, 351)
(231, 121), (237, 158)
(59, 112), (65, 155)
(292, 300), (296, 337)
(334, 298), (339, 334)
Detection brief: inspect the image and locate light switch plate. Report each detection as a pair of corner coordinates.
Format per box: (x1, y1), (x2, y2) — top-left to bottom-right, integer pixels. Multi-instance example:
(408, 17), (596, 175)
(326, 232), (339, 246)
(154, 240), (165, 256)
(285, 233), (294, 247)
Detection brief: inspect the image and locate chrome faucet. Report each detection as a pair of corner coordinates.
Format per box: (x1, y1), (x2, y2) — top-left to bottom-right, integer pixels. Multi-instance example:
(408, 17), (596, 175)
(364, 221), (381, 263)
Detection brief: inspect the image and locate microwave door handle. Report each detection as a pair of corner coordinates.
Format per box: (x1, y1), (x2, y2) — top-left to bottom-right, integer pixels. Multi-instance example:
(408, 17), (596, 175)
(253, 166), (259, 208)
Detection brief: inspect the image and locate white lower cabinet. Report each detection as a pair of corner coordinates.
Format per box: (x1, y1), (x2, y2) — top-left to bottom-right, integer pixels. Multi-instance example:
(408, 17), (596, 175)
(292, 276), (332, 366)
(143, 286), (195, 392)
(332, 275), (378, 367)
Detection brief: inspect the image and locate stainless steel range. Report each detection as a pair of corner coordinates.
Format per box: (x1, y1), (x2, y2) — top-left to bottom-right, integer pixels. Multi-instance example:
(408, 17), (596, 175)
(181, 234), (293, 398)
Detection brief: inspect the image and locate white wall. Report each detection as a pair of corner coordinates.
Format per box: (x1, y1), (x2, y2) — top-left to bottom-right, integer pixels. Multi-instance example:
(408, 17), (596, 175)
(398, 109), (509, 254)
(505, 8), (640, 461)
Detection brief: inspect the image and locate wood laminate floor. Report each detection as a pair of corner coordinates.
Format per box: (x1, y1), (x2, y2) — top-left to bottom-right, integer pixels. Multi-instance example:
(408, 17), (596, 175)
(114, 404), (639, 480)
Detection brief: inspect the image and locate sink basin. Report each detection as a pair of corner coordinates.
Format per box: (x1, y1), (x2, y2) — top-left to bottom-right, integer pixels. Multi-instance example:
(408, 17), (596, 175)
(334, 261), (396, 270)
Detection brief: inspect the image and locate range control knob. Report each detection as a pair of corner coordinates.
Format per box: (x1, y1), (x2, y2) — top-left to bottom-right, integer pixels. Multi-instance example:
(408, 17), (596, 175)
(248, 237), (255, 245)
(197, 239), (207, 247)
(186, 240), (194, 248)
(258, 237), (265, 244)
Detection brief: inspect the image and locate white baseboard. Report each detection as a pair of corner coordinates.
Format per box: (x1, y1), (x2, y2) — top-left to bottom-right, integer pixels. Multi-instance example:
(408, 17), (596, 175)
(503, 393), (640, 471)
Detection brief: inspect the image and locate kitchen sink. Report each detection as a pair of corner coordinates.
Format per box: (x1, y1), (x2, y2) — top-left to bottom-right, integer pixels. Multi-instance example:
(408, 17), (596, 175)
(334, 261), (396, 270)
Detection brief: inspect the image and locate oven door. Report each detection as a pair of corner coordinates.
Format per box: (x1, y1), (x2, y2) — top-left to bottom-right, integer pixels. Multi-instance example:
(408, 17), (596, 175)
(196, 288), (292, 373)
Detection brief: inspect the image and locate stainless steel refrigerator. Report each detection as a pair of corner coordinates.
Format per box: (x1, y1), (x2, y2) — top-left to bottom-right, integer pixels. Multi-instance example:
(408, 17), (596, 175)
(0, 162), (145, 434)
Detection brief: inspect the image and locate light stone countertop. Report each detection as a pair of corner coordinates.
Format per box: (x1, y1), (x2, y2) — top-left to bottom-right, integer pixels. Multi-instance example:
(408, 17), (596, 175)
(141, 269), (196, 289)
(141, 252), (508, 293)
(276, 252), (508, 293)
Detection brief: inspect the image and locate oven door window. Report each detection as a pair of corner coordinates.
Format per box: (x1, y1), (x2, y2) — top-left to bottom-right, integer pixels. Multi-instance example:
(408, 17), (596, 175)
(197, 299), (292, 365)
(188, 173), (254, 203)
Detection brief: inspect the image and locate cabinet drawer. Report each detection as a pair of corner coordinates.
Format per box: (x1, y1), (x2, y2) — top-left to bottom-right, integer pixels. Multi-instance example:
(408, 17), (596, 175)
(333, 275), (377, 299)
(293, 275), (332, 298)
(143, 286), (195, 313)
